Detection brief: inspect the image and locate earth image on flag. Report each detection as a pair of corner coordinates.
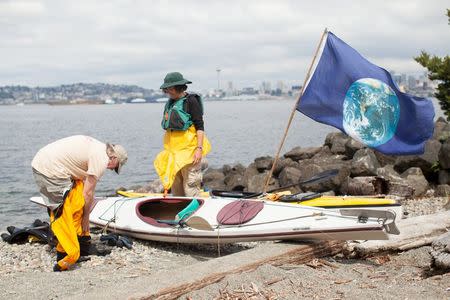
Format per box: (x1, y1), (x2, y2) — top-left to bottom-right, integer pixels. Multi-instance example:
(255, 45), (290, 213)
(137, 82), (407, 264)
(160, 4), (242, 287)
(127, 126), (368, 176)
(342, 78), (400, 147)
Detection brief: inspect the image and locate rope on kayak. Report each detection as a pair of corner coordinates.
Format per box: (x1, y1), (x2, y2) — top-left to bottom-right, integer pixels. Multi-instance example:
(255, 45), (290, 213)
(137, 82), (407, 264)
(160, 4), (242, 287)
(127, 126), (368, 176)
(217, 226), (221, 257)
(98, 198), (130, 234)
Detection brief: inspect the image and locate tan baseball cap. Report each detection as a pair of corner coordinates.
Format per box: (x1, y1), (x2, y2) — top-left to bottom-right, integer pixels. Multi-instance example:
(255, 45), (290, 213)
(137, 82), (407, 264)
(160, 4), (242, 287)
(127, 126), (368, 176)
(107, 143), (128, 174)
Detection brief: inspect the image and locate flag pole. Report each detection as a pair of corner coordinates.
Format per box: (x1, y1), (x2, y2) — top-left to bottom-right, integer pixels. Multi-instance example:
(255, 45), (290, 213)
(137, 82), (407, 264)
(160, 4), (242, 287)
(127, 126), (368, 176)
(262, 28), (328, 193)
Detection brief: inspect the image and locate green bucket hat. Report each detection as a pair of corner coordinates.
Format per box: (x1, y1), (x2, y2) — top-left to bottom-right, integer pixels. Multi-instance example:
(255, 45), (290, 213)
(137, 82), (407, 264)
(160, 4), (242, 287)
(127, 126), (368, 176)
(160, 72), (192, 89)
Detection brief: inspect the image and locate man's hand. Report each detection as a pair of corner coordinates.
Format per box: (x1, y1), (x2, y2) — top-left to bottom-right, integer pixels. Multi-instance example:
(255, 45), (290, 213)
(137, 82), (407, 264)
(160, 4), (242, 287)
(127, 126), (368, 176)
(193, 148), (202, 165)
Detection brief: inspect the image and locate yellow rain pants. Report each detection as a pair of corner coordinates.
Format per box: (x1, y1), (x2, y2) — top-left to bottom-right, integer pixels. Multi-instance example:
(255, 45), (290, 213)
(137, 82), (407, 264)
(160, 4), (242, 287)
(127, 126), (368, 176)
(154, 125), (211, 190)
(50, 180), (88, 270)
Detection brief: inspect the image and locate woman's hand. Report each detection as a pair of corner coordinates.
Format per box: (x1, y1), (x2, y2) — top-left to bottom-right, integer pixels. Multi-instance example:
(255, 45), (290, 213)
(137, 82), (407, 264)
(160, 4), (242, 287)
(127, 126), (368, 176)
(193, 147), (203, 165)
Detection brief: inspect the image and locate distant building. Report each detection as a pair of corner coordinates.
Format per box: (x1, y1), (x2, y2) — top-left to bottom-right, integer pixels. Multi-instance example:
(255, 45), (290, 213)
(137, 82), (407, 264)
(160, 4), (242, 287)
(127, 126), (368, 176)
(408, 75), (417, 90)
(276, 81), (285, 93)
(260, 81), (271, 94)
(226, 81), (235, 97)
(401, 73), (407, 85)
(392, 74), (402, 87)
(241, 87), (257, 95)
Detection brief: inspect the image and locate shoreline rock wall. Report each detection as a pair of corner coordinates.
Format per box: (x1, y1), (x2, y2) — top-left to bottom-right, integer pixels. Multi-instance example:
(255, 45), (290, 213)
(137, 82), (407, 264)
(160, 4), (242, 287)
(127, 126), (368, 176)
(135, 118), (450, 199)
(203, 117), (450, 198)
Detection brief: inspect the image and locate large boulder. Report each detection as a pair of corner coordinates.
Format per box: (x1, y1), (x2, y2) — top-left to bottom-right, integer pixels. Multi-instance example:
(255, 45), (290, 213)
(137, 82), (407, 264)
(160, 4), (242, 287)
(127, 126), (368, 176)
(298, 152), (352, 193)
(376, 164), (403, 182)
(222, 163), (246, 177)
(438, 170), (450, 185)
(254, 156), (274, 172)
(299, 164), (350, 193)
(350, 148), (380, 176)
(243, 163), (260, 187)
(310, 153), (349, 170)
(224, 173), (246, 191)
(246, 172), (279, 192)
(401, 167), (429, 197)
(373, 150), (397, 167)
(203, 169), (226, 190)
(394, 139), (442, 180)
(324, 132), (349, 155)
(436, 184), (450, 198)
(278, 167), (302, 187)
(439, 138), (450, 170)
(345, 138), (365, 158)
(135, 179), (164, 193)
(376, 165), (428, 198)
(312, 145), (333, 158)
(272, 158), (299, 176)
(433, 117), (450, 142)
(343, 176), (385, 195)
(297, 163), (323, 182)
(284, 146), (321, 161)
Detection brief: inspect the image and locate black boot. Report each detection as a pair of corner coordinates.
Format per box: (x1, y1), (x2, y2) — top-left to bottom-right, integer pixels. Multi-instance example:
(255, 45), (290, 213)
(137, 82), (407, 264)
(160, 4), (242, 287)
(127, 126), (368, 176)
(53, 264), (63, 272)
(78, 235), (111, 257)
(56, 251), (67, 261)
(78, 236), (92, 257)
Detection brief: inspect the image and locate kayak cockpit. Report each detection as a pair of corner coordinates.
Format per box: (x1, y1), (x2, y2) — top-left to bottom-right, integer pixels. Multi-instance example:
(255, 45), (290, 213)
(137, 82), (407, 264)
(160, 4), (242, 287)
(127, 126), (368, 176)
(136, 198), (204, 227)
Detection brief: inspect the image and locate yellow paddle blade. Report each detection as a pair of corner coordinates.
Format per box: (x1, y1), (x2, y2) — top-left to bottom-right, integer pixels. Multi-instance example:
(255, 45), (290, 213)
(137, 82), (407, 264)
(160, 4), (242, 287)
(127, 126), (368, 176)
(116, 190), (163, 198)
(117, 190), (210, 198)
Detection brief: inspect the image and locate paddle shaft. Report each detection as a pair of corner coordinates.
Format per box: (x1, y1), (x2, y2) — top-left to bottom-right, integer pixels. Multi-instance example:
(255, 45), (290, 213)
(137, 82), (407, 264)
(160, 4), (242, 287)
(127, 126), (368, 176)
(245, 169), (338, 199)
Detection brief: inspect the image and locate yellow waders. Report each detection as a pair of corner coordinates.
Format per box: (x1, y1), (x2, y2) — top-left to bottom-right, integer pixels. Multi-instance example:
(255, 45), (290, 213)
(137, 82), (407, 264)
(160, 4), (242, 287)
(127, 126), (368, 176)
(50, 180), (89, 271)
(154, 125), (211, 191)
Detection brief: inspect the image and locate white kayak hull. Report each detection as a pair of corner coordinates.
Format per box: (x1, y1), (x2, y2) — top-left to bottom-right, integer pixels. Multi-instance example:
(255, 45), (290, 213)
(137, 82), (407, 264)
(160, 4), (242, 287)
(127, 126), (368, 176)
(84, 196), (392, 244)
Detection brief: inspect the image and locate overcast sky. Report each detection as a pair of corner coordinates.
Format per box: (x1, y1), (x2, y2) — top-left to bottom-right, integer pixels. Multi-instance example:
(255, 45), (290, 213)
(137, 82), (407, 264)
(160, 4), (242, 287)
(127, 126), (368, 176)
(0, 0), (449, 90)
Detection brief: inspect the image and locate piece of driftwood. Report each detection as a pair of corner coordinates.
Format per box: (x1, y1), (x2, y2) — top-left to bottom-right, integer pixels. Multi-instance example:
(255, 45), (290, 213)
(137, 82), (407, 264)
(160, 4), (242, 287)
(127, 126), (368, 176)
(352, 211), (450, 256)
(387, 181), (415, 198)
(141, 240), (344, 300)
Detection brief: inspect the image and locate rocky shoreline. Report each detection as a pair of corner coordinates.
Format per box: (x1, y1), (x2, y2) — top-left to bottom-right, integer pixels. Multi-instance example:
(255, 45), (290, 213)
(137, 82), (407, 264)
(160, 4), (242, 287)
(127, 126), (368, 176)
(135, 117), (450, 202)
(201, 117), (449, 199)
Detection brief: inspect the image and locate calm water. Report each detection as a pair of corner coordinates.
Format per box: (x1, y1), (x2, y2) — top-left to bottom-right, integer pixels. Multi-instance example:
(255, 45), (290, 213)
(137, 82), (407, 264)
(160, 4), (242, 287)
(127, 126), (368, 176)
(0, 99), (443, 228)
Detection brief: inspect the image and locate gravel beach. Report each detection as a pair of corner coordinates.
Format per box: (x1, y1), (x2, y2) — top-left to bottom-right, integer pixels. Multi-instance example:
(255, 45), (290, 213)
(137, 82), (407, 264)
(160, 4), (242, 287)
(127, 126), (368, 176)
(0, 196), (448, 299)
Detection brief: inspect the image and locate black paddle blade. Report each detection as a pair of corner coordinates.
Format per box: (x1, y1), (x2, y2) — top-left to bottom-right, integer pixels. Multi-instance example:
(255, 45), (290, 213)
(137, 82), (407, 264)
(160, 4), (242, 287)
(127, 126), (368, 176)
(267, 169), (340, 194)
(298, 169), (339, 186)
(210, 190), (257, 198)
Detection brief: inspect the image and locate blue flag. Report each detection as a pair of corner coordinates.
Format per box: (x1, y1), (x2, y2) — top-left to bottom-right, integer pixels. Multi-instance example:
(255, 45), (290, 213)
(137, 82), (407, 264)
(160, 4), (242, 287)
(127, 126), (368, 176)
(297, 32), (435, 155)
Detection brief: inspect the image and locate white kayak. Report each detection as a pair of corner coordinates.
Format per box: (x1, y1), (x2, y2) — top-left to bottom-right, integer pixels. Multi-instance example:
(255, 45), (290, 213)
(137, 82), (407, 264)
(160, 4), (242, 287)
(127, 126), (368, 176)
(30, 195), (400, 244)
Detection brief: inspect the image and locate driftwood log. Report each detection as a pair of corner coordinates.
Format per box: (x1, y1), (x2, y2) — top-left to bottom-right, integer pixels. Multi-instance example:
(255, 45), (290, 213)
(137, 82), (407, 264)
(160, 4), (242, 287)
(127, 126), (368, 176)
(352, 211), (450, 256)
(140, 240), (344, 300)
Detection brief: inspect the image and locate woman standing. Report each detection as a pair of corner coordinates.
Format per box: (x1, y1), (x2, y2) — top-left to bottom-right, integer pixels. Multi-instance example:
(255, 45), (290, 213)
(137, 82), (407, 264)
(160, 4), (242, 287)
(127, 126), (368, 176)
(154, 72), (211, 197)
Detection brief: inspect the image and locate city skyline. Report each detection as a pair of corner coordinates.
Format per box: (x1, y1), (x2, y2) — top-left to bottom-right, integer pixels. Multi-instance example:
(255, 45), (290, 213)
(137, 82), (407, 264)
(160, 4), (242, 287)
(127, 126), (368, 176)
(0, 70), (436, 105)
(0, 1), (449, 90)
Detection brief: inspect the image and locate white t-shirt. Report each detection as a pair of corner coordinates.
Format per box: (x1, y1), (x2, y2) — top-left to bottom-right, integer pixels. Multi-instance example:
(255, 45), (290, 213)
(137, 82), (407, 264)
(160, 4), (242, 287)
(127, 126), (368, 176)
(31, 135), (109, 180)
